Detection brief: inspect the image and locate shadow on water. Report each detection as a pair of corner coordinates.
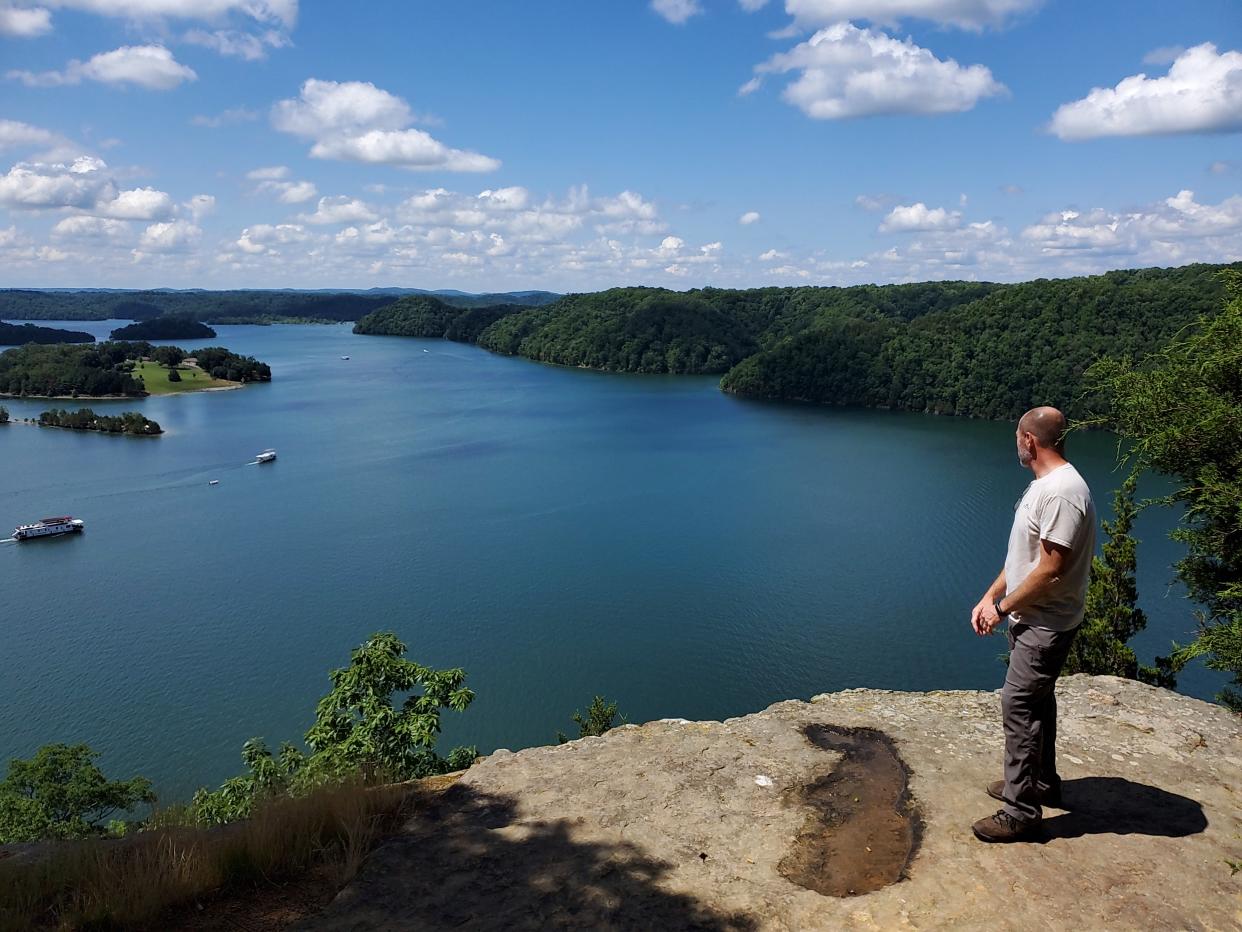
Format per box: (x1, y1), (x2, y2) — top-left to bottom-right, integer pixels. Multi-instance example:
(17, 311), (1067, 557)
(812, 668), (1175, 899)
(1041, 776), (1208, 840)
(299, 784), (757, 932)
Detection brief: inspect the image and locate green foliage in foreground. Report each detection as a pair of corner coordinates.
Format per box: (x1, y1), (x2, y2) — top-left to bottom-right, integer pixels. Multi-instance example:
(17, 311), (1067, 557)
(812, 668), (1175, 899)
(0, 744), (155, 843)
(1063, 472), (1176, 687)
(192, 633), (476, 825)
(556, 696), (624, 744)
(0, 342), (152, 397)
(1089, 273), (1242, 710)
(38, 407), (162, 435)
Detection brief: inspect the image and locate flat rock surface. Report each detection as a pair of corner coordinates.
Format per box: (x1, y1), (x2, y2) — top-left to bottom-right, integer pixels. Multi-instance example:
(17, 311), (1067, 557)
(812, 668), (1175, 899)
(301, 675), (1242, 931)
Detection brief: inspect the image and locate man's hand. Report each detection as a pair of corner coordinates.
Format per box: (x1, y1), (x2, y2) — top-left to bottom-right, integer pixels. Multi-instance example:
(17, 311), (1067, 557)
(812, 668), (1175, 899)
(970, 597), (1001, 636)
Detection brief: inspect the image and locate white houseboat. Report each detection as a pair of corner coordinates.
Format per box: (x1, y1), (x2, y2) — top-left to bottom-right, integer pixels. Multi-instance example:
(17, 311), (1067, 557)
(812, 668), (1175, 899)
(256, 449), (277, 463)
(13, 516), (85, 540)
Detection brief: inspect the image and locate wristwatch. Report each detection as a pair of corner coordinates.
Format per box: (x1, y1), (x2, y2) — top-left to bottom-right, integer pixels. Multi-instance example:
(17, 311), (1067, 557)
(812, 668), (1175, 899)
(994, 596), (1009, 619)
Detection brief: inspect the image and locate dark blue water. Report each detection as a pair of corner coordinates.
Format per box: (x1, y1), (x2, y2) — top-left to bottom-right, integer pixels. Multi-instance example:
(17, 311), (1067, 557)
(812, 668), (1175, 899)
(0, 322), (1221, 803)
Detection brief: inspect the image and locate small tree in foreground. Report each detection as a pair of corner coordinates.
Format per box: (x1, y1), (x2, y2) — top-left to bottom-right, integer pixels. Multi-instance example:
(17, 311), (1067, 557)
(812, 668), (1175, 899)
(193, 632), (476, 825)
(557, 696), (624, 744)
(1063, 471), (1176, 687)
(0, 744), (154, 843)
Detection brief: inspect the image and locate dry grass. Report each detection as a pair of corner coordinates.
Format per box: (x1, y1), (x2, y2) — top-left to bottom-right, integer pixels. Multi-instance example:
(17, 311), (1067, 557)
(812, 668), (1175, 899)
(0, 781), (421, 932)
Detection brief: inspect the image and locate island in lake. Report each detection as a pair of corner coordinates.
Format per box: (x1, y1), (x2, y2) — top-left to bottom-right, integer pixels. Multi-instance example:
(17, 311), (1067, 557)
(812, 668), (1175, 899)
(110, 315), (217, 341)
(38, 407), (162, 435)
(0, 342), (272, 399)
(0, 321), (95, 345)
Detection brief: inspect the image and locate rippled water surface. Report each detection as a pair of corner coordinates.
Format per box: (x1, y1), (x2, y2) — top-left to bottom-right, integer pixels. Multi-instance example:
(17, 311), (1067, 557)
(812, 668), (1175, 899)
(0, 322), (1220, 801)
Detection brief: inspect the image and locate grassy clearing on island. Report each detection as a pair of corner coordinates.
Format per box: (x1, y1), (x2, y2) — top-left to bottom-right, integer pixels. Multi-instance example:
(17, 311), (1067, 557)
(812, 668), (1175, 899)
(132, 361), (237, 395)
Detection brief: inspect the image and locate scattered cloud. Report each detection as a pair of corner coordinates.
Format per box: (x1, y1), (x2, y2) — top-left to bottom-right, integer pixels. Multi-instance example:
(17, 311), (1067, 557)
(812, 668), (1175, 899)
(784, 0), (1043, 31)
(191, 107), (259, 128)
(749, 23), (1006, 119)
(137, 218), (200, 252)
(271, 79), (500, 172)
(0, 156), (113, 209)
(1000, 183), (1023, 195)
(183, 28), (290, 61)
(880, 202), (962, 232)
(855, 193), (895, 211)
(42, 0), (297, 28)
(52, 215), (128, 239)
(96, 186), (176, 220)
(1049, 43), (1242, 140)
(1209, 160), (1234, 175)
(738, 0), (769, 9)
(8, 44), (196, 90)
(739, 210), (761, 224)
(185, 193), (215, 220)
(246, 165), (289, 181)
(298, 195), (380, 225)
(651, 0), (702, 24)
(0, 4), (52, 36)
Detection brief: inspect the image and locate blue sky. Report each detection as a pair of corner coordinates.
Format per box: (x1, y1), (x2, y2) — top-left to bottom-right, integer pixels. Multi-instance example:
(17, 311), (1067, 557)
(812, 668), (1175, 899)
(1, 0), (1239, 290)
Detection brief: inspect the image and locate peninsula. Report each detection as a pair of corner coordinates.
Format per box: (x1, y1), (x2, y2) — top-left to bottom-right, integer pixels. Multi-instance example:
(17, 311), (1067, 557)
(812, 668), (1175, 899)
(0, 342), (271, 399)
(0, 321), (94, 346)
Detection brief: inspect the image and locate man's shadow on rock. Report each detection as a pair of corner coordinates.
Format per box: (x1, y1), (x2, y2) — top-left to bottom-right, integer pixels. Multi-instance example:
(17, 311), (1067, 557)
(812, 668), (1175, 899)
(1042, 776), (1207, 840)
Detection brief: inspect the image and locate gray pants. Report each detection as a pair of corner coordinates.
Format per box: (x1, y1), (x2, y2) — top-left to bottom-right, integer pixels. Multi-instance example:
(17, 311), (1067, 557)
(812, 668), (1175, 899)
(1001, 622), (1078, 822)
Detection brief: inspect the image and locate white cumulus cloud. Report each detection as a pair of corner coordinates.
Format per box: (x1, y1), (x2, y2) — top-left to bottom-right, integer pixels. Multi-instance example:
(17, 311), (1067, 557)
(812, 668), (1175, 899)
(137, 218), (200, 252)
(182, 28), (289, 61)
(739, 210), (761, 224)
(0, 156), (112, 209)
(0, 4), (52, 36)
(880, 202), (962, 232)
(8, 44), (196, 90)
(751, 23), (1006, 119)
(96, 186), (175, 220)
(1049, 43), (1242, 140)
(299, 195), (379, 225)
(271, 79), (500, 172)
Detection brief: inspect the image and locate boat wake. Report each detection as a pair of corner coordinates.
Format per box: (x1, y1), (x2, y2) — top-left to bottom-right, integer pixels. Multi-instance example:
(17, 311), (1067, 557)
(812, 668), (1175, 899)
(0, 538), (16, 544)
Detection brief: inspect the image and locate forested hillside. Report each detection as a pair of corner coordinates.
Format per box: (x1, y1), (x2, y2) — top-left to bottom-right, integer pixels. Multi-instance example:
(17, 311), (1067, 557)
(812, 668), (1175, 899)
(110, 315), (216, 340)
(721, 263), (1232, 418)
(352, 295), (524, 339)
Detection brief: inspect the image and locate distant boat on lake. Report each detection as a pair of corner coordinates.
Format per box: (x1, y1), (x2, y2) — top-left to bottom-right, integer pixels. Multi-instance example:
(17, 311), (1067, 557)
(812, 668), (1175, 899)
(14, 516), (84, 540)
(208, 479), (220, 485)
(341, 355), (350, 360)
(256, 449), (277, 464)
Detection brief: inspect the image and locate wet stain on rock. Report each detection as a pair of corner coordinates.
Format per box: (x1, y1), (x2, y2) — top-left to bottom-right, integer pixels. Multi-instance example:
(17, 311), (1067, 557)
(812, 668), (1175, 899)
(778, 724), (923, 898)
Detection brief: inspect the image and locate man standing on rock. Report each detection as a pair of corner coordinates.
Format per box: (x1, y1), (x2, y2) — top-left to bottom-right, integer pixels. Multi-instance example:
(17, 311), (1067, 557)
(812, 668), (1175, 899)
(969, 406), (1096, 843)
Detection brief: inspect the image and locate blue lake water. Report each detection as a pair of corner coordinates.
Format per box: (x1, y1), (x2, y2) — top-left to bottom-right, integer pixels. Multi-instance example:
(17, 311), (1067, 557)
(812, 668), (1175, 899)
(0, 321), (1222, 803)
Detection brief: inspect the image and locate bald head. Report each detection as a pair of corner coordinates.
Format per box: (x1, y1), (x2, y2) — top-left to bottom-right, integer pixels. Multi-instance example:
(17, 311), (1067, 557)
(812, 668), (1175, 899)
(1018, 406), (1067, 453)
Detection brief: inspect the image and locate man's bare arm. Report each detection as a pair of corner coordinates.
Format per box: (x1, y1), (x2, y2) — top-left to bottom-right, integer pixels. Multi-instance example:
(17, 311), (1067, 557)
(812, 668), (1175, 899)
(999, 539), (1070, 614)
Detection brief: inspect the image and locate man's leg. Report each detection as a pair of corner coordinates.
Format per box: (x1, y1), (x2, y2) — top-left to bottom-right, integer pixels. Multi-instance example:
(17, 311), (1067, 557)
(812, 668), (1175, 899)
(1036, 627), (1076, 799)
(1000, 624), (1072, 823)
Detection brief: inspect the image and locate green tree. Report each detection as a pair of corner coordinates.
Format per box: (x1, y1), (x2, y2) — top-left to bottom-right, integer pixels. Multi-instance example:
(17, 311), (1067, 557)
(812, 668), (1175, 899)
(166, 366), (182, 383)
(1090, 272), (1242, 709)
(192, 633), (476, 825)
(556, 695), (624, 744)
(1064, 472), (1175, 686)
(150, 345), (186, 367)
(0, 744), (155, 843)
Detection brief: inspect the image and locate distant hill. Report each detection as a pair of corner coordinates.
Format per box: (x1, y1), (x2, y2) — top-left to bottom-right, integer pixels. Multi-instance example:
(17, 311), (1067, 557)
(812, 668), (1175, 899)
(0, 321), (95, 346)
(0, 289), (561, 322)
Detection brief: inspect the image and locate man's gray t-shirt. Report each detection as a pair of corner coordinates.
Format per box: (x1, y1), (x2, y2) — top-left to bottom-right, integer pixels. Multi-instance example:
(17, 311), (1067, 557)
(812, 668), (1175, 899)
(1005, 463), (1096, 631)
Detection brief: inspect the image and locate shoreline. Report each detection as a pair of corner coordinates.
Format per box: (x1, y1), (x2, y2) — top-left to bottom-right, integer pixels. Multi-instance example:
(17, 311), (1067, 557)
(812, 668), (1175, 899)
(0, 382), (243, 401)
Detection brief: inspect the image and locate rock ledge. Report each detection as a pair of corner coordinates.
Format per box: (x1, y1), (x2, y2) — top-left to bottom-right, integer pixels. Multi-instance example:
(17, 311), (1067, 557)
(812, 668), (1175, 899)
(303, 676), (1241, 931)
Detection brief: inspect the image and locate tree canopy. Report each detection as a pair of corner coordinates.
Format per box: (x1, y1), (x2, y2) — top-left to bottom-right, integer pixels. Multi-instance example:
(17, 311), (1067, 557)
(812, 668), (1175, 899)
(0, 322), (95, 346)
(110, 315), (216, 341)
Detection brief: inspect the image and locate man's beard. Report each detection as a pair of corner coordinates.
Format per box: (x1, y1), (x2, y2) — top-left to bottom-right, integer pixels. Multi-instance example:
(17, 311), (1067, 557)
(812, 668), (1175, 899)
(1018, 447), (1033, 467)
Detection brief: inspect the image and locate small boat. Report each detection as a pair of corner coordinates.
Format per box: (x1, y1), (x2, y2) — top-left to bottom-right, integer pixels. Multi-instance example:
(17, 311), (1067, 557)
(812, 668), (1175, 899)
(208, 479), (220, 486)
(341, 355), (350, 360)
(14, 516), (85, 541)
(256, 449), (277, 464)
